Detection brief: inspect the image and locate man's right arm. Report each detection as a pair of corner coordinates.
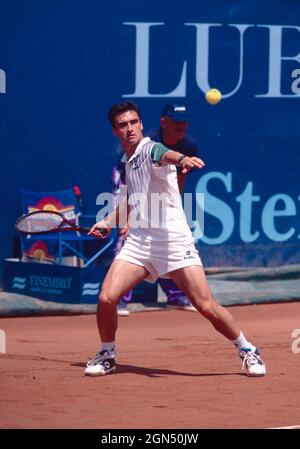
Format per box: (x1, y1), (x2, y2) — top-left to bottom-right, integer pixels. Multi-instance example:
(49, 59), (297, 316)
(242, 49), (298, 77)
(88, 194), (128, 238)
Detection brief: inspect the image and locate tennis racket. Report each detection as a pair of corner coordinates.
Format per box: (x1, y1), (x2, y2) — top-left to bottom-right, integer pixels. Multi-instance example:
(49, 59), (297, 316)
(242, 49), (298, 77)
(15, 210), (108, 237)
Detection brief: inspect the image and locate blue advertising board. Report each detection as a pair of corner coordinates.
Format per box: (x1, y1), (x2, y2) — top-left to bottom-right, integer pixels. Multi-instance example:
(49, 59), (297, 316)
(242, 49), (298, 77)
(3, 259), (157, 304)
(0, 0), (300, 269)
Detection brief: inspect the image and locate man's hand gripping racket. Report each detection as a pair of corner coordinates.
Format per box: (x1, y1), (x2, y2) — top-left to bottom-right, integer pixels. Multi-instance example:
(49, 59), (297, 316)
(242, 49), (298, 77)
(88, 220), (112, 239)
(15, 210), (110, 239)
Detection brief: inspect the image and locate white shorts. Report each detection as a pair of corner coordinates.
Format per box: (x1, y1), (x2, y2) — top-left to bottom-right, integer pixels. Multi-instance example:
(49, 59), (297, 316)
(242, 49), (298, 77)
(115, 234), (202, 283)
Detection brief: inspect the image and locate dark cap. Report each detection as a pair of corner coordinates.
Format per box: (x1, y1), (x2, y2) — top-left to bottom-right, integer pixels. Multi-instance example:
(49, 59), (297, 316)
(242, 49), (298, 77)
(161, 104), (189, 122)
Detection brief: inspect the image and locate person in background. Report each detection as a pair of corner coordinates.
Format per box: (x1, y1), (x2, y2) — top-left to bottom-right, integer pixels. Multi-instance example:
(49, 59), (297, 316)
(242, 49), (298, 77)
(112, 104), (199, 315)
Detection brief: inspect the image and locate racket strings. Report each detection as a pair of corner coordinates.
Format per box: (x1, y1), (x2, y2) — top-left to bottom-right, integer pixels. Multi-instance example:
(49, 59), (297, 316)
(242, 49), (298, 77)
(16, 212), (63, 233)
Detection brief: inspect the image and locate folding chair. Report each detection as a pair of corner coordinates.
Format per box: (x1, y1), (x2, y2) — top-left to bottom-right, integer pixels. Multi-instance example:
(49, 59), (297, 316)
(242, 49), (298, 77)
(19, 188), (115, 267)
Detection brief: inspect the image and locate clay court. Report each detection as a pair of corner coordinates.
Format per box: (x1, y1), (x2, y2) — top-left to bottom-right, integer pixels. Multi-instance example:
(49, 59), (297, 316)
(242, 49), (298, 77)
(1, 301), (300, 429)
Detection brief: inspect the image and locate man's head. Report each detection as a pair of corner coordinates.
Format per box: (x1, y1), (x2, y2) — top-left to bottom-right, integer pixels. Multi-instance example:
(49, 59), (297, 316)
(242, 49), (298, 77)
(108, 102), (143, 151)
(108, 102), (142, 128)
(160, 104), (189, 143)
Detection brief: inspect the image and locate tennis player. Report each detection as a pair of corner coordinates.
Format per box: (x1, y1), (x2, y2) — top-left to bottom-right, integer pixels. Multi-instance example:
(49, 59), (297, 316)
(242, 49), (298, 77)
(85, 101), (266, 377)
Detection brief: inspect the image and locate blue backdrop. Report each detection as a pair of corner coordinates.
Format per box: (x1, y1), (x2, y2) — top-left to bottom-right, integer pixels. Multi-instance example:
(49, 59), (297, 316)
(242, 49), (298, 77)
(1, 0), (300, 270)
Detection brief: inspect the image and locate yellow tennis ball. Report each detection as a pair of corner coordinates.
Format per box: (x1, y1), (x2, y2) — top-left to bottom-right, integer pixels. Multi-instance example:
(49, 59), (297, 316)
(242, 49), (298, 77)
(205, 88), (222, 105)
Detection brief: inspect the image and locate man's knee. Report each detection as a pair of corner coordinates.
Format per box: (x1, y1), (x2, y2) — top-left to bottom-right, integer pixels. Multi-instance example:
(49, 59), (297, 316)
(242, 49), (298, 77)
(98, 291), (118, 308)
(195, 295), (217, 317)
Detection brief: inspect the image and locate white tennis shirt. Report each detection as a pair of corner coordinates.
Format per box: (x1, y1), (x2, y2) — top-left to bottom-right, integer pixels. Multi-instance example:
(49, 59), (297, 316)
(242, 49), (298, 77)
(124, 137), (194, 244)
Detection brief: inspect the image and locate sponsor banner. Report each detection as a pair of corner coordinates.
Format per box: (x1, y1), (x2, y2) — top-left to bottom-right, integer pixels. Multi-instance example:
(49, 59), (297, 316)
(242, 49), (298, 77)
(186, 168), (300, 266)
(4, 260), (81, 304)
(3, 259), (157, 304)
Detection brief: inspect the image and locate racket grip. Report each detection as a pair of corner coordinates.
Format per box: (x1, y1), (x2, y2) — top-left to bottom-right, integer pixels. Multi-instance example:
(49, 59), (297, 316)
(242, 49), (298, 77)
(79, 226), (108, 237)
(99, 228), (109, 237)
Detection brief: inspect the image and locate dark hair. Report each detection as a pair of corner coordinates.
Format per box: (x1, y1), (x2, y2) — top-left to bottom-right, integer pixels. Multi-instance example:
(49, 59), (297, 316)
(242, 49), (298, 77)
(108, 102), (142, 128)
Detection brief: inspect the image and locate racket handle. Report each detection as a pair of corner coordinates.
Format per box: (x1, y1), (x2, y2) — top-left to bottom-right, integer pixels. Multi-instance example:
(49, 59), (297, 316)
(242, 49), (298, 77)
(78, 226), (108, 237)
(100, 228), (109, 237)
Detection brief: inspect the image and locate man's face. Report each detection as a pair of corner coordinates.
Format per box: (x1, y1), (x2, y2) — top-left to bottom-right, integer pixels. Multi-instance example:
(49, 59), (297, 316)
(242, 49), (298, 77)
(161, 116), (188, 141)
(112, 110), (143, 148)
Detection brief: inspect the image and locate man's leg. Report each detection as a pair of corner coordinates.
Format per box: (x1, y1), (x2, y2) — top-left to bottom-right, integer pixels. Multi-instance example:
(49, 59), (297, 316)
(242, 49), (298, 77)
(169, 265), (239, 339)
(169, 265), (266, 376)
(97, 259), (149, 342)
(114, 233), (132, 316)
(98, 259), (148, 341)
(158, 278), (196, 311)
(85, 259), (149, 376)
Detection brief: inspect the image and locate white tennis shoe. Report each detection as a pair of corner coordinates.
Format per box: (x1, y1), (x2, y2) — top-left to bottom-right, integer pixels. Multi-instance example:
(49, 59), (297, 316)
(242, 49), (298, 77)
(239, 348), (266, 377)
(85, 350), (116, 376)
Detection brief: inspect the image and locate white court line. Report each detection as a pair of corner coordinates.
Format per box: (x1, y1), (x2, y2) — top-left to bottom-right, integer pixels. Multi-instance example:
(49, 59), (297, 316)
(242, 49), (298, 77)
(267, 425), (300, 429)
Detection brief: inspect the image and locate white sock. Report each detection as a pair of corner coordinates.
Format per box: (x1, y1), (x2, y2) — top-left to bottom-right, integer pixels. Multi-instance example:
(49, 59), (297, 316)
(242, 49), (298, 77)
(232, 332), (256, 352)
(102, 341), (115, 355)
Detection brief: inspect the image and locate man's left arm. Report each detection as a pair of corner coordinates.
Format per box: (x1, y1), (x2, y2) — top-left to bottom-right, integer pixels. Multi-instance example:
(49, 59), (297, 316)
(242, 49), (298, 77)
(159, 149), (205, 174)
(151, 143), (204, 172)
